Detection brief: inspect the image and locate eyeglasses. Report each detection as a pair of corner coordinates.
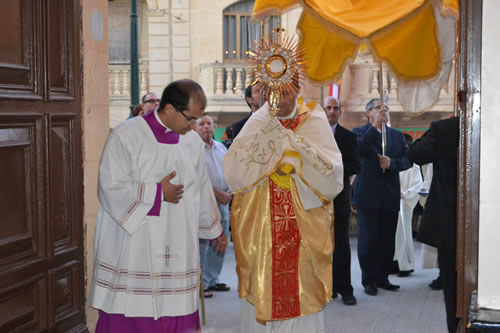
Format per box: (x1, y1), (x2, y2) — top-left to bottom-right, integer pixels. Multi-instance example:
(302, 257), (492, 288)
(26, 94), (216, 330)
(144, 99), (160, 104)
(178, 109), (197, 124)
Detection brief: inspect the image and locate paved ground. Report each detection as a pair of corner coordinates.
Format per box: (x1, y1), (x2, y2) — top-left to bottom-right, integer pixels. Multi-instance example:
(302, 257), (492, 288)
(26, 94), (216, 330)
(201, 237), (447, 333)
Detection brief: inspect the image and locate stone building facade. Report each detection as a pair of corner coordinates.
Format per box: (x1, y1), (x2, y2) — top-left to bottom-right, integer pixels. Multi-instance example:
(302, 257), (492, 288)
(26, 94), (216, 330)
(108, 0), (454, 132)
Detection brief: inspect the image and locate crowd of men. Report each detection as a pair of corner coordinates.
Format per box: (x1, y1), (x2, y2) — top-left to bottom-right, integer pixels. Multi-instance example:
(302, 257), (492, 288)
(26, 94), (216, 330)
(89, 79), (459, 333)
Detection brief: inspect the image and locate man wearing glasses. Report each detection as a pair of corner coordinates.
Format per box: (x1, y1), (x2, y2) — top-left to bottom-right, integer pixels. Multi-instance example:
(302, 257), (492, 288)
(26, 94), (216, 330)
(141, 92), (160, 114)
(90, 79), (228, 333)
(352, 98), (411, 297)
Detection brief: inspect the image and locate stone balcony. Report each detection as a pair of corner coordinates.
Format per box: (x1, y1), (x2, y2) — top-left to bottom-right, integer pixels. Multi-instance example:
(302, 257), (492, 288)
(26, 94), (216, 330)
(198, 59), (456, 130)
(199, 62), (254, 127)
(339, 60), (456, 130)
(106, 59), (455, 131)
(108, 62), (150, 128)
(107, 61), (251, 129)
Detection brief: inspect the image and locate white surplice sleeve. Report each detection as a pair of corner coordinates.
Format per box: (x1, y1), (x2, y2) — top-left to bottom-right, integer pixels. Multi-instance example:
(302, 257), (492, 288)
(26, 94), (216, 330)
(98, 129), (159, 235)
(419, 163), (433, 206)
(224, 102), (343, 203)
(223, 123), (291, 192)
(288, 104), (344, 201)
(195, 138), (223, 240)
(401, 164), (423, 209)
(223, 105), (292, 192)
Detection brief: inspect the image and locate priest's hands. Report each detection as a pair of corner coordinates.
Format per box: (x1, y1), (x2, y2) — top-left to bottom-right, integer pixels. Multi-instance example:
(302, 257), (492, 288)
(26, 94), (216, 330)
(214, 189), (232, 205)
(378, 154), (391, 170)
(210, 233), (228, 253)
(161, 171), (184, 203)
(371, 106), (389, 130)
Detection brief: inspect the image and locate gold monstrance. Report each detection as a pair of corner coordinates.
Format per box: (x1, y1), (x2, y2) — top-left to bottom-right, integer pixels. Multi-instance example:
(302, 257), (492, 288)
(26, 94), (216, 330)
(247, 26), (306, 117)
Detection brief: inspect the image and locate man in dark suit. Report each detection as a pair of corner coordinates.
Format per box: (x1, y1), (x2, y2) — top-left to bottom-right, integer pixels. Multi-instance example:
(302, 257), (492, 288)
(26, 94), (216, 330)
(231, 83), (260, 139)
(324, 97), (360, 306)
(408, 116), (459, 333)
(352, 98), (411, 296)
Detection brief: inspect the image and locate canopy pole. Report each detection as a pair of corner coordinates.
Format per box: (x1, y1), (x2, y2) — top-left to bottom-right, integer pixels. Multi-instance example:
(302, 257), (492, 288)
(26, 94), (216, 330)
(320, 83), (324, 108)
(129, 0), (140, 118)
(259, 20), (265, 107)
(378, 62), (387, 158)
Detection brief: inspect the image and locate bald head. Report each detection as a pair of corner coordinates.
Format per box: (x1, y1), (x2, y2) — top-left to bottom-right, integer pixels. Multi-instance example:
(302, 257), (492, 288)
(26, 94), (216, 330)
(324, 97), (341, 126)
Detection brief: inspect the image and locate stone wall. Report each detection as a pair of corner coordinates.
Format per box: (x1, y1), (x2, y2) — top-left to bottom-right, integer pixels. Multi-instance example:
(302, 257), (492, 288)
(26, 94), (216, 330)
(82, 0), (110, 331)
(146, 0), (192, 95)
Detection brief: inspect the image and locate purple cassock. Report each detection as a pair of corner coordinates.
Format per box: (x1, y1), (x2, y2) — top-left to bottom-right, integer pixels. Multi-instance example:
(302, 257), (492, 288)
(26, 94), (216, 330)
(96, 310), (201, 333)
(95, 111), (201, 333)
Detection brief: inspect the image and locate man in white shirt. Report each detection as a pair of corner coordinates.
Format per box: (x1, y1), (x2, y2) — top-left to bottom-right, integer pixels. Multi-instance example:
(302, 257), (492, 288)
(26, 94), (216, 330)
(196, 115), (231, 295)
(90, 79), (228, 333)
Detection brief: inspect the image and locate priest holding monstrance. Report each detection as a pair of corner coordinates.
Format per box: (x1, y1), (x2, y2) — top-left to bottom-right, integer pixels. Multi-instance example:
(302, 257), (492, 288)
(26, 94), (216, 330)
(223, 29), (344, 332)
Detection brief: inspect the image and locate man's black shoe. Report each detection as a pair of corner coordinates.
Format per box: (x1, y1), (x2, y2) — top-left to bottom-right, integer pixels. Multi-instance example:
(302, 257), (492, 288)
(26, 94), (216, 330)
(377, 281), (400, 291)
(364, 284), (378, 296)
(397, 269), (414, 277)
(341, 294), (357, 305)
(207, 283), (231, 292)
(332, 291), (338, 299)
(429, 276), (443, 290)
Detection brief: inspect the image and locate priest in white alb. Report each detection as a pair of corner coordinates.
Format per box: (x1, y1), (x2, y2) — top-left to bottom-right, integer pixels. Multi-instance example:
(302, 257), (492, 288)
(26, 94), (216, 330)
(224, 83), (344, 333)
(394, 134), (423, 276)
(89, 79), (228, 333)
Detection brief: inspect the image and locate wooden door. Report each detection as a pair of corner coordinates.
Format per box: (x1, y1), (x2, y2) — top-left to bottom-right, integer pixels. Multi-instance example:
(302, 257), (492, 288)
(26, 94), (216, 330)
(0, 1), (87, 332)
(456, 0), (481, 331)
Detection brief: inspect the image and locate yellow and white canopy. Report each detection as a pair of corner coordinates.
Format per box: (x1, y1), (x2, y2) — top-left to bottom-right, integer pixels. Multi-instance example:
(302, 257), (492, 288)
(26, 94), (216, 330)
(253, 0), (459, 113)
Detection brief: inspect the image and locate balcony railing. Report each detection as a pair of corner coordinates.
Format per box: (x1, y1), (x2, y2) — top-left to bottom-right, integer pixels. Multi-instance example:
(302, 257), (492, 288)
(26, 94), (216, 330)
(109, 62), (149, 98)
(342, 61), (455, 113)
(199, 62), (253, 97)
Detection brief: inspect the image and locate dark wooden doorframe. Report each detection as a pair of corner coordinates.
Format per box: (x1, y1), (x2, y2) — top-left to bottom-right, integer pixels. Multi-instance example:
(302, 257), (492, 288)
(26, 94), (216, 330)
(0, 1), (87, 331)
(456, 0), (481, 331)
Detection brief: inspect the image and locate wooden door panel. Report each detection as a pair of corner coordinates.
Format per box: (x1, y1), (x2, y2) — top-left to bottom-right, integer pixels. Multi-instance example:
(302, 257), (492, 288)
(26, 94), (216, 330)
(49, 260), (85, 332)
(0, 0), (41, 100)
(0, 115), (42, 264)
(47, 0), (75, 101)
(0, 135), (31, 238)
(0, 274), (47, 332)
(0, 1), (24, 64)
(0, 115), (47, 332)
(49, 117), (74, 248)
